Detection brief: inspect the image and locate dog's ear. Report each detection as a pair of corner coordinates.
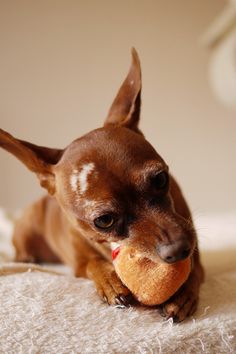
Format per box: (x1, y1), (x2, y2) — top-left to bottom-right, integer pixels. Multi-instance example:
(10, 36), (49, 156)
(104, 47), (142, 133)
(0, 128), (63, 194)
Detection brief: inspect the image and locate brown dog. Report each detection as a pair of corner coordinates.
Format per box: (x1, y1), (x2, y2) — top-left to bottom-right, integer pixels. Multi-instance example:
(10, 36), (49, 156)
(0, 49), (204, 322)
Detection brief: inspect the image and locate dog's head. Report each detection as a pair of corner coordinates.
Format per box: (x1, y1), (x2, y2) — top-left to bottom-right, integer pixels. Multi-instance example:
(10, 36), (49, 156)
(0, 49), (196, 263)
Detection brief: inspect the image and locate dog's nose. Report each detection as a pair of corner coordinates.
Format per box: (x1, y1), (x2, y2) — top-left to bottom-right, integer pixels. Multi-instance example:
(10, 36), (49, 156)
(157, 240), (191, 264)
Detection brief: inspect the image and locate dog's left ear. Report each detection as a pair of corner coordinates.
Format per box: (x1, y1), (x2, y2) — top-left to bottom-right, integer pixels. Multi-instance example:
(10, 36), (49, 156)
(104, 47), (142, 133)
(0, 128), (63, 194)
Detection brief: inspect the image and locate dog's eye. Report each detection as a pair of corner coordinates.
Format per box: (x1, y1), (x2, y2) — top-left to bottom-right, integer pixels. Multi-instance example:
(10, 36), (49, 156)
(94, 214), (115, 230)
(152, 172), (168, 190)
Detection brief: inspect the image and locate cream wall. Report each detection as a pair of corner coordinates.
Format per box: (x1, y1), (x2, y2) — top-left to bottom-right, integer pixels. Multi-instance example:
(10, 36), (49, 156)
(0, 0), (235, 215)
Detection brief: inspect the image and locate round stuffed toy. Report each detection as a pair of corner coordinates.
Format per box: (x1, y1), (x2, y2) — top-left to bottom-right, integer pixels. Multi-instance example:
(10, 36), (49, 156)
(112, 243), (191, 306)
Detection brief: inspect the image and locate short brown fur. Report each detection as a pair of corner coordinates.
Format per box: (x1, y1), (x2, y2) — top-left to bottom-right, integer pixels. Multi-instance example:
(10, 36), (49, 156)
(0, 48), (204, 322)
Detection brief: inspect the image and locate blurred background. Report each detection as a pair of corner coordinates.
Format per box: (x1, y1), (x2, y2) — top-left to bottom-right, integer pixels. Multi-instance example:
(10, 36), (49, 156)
(0, 0), (235, 216)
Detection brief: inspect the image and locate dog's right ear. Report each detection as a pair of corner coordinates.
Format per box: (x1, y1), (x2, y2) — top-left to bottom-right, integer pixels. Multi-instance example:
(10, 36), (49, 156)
(0, 128), (63, 194)
(104, 48), (142, 133)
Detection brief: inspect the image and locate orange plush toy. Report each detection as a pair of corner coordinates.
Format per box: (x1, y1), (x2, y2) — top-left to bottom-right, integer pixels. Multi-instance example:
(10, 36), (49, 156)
(112, 243), (191, 306)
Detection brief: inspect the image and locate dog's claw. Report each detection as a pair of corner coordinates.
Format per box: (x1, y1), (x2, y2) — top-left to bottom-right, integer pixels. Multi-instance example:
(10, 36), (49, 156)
(172, 315), (180, 323)
(115, 296), (122, 305)
(166, 312), (175, 320)
(124, 293), (136, 305)
(116, 295), (125, 305)
(161, 310), (181, 323)
(103, 295), (108, 303)
(115, 294), (132, 307)
(159, 289), (199, 323)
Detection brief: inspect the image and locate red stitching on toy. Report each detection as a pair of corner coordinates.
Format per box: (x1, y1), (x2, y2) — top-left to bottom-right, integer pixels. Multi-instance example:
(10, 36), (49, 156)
(112, 246), (120, 260)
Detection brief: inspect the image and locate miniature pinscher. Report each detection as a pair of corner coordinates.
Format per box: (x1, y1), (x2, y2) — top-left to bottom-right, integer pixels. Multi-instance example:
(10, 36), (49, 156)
(0, 48), (204, 322)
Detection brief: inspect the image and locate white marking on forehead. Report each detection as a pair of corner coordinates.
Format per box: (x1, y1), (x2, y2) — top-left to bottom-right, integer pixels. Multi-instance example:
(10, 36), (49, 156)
(70, 163), (95, 195)
(78, 162), (95, 194)
(70, 169), (79, 192)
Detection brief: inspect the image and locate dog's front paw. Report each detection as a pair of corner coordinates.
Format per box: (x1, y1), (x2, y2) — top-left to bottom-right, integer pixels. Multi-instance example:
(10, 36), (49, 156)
(87, 259), (134, 306)
(158, 285), (199, 323)
(98, 268), (134, 306)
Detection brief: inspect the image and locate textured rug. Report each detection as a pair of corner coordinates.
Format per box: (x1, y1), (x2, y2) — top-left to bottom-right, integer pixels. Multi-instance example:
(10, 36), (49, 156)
(0, 209), (235, 353)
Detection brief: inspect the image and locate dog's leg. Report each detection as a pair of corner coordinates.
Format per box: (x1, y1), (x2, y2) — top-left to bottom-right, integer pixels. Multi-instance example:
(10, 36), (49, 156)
(159, 249), (204, 322)
(13, 197), (60, 263)
(86, 257), (133, 306)
(13, 228), (60, 263)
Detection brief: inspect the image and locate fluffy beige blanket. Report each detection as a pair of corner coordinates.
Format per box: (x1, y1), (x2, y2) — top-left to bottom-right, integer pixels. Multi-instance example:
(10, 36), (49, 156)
(0, 210), (235, 353)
